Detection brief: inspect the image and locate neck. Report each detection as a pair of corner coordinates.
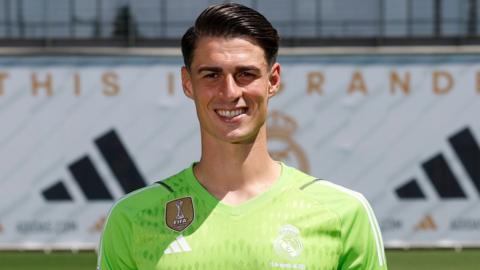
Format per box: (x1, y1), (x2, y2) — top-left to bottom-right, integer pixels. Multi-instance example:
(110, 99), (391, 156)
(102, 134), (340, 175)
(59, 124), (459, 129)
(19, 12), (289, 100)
(194, 126), (281, 205)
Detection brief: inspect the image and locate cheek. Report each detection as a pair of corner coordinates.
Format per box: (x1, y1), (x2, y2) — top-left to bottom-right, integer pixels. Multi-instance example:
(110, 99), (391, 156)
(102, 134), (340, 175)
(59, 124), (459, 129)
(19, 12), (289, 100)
(193, 87), (216, 105)
(245, 81), (269, 102)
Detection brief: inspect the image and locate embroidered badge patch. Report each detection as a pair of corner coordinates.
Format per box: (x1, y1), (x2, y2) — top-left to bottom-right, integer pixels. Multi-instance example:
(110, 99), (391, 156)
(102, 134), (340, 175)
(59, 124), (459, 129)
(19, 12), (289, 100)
(165, 197), (194, 232)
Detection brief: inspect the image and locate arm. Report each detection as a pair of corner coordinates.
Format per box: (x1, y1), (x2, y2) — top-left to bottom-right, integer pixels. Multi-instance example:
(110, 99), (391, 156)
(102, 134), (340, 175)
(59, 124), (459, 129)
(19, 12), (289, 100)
(338, 194), (387, 270)
(97, 206), (137, 270)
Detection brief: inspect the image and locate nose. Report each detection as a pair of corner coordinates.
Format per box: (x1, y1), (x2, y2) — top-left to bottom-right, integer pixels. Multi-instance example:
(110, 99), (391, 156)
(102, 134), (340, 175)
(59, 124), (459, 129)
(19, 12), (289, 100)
(220, 74), (242, 101)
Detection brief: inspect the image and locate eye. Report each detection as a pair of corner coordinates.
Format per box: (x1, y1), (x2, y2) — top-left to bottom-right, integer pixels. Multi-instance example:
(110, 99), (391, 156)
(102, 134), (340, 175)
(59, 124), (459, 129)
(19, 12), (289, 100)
(202, 72), (219, 79)
(236, 71), (256, 83)
(238, 71), (254, 78)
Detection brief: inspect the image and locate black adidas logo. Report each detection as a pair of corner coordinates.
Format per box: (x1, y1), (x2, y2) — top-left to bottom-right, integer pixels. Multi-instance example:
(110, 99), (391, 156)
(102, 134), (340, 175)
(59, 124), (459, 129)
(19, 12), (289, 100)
(396, 127), (480, 199)
(42, 129), (147, 201)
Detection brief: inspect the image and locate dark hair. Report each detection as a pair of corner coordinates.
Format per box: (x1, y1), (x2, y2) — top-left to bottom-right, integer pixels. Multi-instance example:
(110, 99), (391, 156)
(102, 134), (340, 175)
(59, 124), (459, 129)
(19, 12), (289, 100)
(181, 3), (279, 69)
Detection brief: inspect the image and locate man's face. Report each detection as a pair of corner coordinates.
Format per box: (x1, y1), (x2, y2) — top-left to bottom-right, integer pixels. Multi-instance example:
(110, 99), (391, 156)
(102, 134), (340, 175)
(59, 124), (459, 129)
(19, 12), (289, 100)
(182, 36), (280, 144)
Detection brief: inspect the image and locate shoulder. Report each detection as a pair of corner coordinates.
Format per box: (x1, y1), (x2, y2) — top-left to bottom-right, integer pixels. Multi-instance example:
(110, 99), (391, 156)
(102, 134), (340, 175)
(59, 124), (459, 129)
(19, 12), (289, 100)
(281, 163), (367, 212)
(282, 164), (367, 216)
(281, 163), (317, 185)
(299, 179), (372, 222)
(301, 180), (365, 204)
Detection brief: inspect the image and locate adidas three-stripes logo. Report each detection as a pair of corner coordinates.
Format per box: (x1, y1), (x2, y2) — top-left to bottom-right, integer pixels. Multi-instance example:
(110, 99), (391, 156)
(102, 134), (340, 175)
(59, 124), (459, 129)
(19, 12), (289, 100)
(164, 235), (192, 254)
(396, 127), (480, 199)
(41, 129), (147, 202)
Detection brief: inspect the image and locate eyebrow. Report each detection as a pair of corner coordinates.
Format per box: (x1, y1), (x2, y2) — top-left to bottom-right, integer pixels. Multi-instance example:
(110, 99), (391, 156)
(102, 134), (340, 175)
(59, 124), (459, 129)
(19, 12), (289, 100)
(197, 66), (222, 74)
(236, 66), (261, 73)
(196, 65), (261, 74)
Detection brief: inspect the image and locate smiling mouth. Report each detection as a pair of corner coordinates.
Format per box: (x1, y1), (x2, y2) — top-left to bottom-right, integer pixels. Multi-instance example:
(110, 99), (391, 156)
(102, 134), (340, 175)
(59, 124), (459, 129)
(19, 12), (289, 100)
(215, 108), (248, 118)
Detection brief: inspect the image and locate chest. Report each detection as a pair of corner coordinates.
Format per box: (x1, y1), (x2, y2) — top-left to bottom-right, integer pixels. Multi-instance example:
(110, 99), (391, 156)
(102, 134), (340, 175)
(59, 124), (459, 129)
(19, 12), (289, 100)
(133, 197), (342, 270)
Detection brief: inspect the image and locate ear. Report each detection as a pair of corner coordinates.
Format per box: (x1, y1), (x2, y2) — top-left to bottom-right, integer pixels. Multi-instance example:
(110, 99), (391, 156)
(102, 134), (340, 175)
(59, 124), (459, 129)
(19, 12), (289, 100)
(268, 63), (281, 98)
(181, 66), (194, 99)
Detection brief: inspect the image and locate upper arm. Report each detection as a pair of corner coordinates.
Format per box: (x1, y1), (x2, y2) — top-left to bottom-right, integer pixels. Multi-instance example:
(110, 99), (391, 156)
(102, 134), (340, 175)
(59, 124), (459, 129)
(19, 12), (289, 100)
(338, 195), (387, 270)
(97, 206), (137, 270)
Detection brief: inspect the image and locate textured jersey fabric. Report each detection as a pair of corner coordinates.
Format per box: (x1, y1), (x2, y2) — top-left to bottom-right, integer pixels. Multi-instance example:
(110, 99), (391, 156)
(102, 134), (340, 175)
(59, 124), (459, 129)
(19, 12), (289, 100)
(97, 163), (387, 270)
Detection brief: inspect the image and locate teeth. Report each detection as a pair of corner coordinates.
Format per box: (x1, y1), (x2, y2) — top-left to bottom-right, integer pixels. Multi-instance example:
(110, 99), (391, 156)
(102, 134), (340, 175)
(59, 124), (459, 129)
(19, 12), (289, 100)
(216, 109), (246, 118)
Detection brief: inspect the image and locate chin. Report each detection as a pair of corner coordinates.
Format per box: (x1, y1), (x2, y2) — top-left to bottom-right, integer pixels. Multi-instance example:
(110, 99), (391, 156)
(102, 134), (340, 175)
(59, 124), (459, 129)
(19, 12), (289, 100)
(219, 134), (251, 144)
(222, 129), (261, 144)
(203, 122), (264, 144)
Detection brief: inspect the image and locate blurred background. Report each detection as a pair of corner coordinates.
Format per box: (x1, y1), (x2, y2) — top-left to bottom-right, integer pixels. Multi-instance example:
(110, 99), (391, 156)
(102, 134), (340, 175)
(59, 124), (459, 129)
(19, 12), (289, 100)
(1, 0), (480, 45)
(0, 0), (479, 269)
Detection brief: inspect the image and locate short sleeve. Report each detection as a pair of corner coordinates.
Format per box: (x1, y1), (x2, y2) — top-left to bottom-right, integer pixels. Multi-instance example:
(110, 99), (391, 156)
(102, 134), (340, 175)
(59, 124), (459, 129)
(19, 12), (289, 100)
(338, 194), (387, 270)
(97, 205), (137, 270)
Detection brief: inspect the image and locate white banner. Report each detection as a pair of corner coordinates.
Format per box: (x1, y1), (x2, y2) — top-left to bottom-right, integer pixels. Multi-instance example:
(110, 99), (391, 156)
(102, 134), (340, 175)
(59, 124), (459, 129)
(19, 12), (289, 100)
(0, 54), (479, 248)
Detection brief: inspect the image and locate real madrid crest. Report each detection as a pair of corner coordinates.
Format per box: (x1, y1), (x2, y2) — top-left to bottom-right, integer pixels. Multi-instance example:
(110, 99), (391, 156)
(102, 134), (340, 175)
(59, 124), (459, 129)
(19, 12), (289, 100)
(165, 197), (194, 232)
(273, 224), (304, 260)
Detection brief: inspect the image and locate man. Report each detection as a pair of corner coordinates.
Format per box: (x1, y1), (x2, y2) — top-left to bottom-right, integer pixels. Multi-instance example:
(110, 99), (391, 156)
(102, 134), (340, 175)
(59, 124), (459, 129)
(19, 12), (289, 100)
(98, 3), (387, 270)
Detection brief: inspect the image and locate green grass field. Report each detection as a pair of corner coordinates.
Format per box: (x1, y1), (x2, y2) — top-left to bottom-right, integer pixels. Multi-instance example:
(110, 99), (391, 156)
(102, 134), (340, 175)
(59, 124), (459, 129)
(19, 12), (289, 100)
(0, 249), (478, 270)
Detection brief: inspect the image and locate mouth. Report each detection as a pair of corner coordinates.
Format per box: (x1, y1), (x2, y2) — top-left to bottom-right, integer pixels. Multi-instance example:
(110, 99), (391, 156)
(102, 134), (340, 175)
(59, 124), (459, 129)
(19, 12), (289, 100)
(215, 108), (248, 119)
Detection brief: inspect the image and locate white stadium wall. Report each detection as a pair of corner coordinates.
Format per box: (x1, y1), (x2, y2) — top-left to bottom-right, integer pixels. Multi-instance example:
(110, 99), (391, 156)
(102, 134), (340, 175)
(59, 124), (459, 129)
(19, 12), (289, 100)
(0, 52), (479, 249)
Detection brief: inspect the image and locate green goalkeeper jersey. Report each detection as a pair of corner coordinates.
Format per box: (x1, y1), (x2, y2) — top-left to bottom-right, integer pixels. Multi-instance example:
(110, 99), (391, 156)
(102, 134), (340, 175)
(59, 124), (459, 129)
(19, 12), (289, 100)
(97, 163), (387, 270)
